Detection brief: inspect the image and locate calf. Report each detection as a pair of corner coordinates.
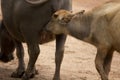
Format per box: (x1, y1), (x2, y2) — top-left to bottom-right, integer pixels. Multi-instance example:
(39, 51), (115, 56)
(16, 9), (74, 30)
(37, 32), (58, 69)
(46, 2), (120, 80)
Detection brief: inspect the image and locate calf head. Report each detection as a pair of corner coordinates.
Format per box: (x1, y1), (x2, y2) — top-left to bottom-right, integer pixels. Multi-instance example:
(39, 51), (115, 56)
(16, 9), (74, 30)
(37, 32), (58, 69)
(0, 22), (15, 63)
(46, 9), (85, 35)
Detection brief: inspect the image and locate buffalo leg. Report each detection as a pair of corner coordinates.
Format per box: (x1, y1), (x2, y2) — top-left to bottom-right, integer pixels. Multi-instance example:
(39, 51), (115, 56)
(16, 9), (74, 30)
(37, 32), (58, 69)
(11, 40), (25, 78)
(103, 49), (114, 77)
(53, 34), (66, 80)
(95, 45), (111, 80)
(22, 43), (40, 80)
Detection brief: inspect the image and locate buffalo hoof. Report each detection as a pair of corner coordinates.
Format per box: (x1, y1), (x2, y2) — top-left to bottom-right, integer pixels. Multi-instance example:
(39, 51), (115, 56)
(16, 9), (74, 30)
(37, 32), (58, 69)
(22, 72), (35, 80)
(22, 69), (38, 80)
(11, 70), (25, 78)
(11, 71), (24, 78)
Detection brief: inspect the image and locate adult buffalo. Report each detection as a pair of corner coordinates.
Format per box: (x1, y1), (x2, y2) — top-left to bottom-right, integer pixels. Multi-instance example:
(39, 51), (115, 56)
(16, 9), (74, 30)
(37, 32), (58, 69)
(1, 0), (72, 80)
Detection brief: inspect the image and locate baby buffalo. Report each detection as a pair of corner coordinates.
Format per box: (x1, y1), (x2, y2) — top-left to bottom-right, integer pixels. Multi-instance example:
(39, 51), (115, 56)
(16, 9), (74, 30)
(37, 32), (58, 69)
(46, 2), (120, 80)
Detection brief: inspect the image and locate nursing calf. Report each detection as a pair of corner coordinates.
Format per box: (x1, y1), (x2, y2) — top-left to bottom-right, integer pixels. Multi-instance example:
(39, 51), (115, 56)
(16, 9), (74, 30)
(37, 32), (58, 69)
(46, 2), (120, 80)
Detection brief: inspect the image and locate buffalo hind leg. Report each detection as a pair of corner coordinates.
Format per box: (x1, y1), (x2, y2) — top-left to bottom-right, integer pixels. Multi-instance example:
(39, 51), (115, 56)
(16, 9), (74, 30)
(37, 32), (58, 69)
(53, 34), (66, 80)
(103, 49), (114, 77)
(95, 45), (111, 80)
(22, 43), (40, 80)
(11, 40), (25, 78)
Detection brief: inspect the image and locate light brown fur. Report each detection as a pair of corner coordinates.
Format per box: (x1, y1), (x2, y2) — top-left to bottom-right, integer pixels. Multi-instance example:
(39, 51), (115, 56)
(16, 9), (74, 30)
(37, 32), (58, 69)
(46, 2), (120, 80)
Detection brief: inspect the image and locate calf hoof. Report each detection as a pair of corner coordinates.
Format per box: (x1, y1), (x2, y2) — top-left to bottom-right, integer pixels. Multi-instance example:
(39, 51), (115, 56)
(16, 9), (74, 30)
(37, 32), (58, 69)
(102, 78), (108, 80)
(53, 76), (60, 80)
(11, 70), (25, 78)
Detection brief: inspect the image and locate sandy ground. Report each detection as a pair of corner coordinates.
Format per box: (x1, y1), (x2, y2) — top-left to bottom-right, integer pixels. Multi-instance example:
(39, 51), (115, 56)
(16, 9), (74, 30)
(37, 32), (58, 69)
(0, 0), (120, 80)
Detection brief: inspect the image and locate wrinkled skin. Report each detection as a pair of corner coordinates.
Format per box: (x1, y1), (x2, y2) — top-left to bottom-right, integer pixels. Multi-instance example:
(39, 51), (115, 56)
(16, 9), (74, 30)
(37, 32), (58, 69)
(1, 0), (71, 80)
(0, 20), (15, 62)
(46, 2), (120, 80)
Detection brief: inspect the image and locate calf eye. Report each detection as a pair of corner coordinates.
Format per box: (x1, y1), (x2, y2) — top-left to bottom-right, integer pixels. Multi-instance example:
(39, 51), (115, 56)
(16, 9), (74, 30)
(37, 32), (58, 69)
(53, 14), (58, 18)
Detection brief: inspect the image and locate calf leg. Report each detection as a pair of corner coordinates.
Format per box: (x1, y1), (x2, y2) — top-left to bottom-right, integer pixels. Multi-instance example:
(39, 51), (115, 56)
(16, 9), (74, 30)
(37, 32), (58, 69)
(95, 45), (111, 80)
(53, 34), (66, 80)
(103, 49), (114, 77)
(11, 40), (25, 78)
(22, 43), (40, 80)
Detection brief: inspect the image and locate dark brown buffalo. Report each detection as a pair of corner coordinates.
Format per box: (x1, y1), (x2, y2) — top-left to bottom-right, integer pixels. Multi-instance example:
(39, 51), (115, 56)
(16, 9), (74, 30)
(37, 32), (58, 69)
(1, 0), (72, 80)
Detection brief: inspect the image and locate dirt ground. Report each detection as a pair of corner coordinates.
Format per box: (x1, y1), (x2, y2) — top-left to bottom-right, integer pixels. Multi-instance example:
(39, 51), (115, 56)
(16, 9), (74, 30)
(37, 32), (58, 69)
(0, 0), (120, 80)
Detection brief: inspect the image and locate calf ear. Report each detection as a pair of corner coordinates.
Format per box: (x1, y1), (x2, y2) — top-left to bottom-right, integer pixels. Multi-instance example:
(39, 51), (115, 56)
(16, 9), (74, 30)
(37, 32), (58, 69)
(80, 10), (85, 14)
(75, 10), (85, 15)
